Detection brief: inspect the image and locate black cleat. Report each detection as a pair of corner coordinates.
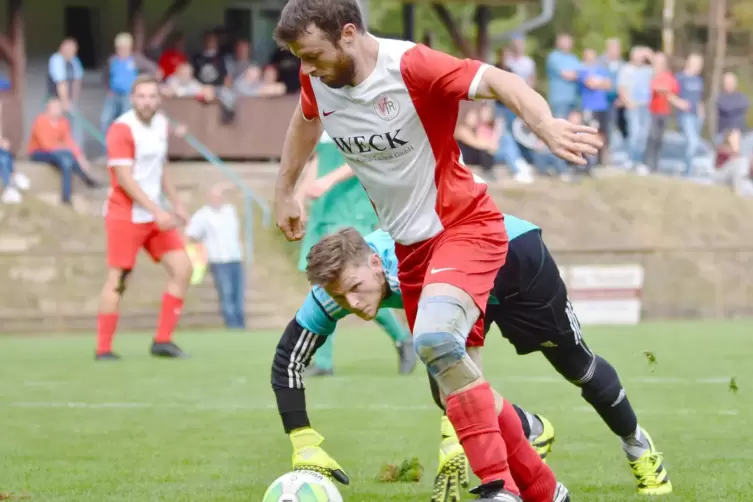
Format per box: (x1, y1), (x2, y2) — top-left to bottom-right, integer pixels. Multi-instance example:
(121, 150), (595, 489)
(470, 480), (523, 501)
(396, 339), (416, 374)
(305, 365), (334, 377)
(95, 352), (121, 361)
(150, 341), (190, 358)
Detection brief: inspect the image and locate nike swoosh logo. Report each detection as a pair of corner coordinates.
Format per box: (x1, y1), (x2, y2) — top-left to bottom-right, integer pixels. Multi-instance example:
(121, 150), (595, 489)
(323, 110), (336, 116)
(430, 267), (457, 274)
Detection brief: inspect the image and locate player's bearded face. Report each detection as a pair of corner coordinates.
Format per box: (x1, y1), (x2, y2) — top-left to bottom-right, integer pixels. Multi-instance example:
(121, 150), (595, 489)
(131, 83), (160, 122)
(291, 31), (356, 89)
(323, 257), (385, 321)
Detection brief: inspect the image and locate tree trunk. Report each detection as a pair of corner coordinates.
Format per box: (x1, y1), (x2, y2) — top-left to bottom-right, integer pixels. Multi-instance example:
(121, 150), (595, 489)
(475, 5), (491, 62)
(706, 0), (727, 138)
(662, 0), (676, 56)
(431, 4), (474, 58)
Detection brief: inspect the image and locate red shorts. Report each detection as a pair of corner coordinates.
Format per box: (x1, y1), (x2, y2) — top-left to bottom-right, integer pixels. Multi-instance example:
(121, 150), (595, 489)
(395, 217), (508, 347)
(105, 218), (184, 270)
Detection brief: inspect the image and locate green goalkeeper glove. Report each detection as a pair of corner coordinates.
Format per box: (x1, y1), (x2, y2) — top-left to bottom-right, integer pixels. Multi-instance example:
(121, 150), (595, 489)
(431, 416), (469, 502)
(289, 427), (350, 485)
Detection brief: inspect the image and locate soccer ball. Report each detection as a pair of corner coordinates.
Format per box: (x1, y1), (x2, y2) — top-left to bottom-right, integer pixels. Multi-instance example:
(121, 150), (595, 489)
(262, 470), (343, 502)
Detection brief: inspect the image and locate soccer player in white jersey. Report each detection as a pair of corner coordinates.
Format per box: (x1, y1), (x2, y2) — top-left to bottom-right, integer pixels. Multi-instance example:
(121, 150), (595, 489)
(272, 1), (602, 500)
(96, 74), (192, 361)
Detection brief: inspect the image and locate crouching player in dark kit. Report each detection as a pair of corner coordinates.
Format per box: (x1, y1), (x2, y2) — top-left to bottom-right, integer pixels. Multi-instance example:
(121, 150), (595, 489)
(271, 215), (671, 500)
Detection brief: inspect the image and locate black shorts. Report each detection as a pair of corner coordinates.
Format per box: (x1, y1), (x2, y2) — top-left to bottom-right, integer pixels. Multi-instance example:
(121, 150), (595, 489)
(484, 229), (582, 355)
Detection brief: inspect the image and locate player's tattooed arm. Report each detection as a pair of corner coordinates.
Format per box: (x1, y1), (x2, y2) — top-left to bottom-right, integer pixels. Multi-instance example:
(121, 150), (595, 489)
(271, 317), (328, 433)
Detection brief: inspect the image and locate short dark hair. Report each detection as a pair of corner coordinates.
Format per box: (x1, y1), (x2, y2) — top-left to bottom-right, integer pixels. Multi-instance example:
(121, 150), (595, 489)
(274, 0), (365, 46)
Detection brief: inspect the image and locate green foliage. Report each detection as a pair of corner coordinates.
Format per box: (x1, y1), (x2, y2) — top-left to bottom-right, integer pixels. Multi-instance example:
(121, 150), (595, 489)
(379, 457), (424, 483)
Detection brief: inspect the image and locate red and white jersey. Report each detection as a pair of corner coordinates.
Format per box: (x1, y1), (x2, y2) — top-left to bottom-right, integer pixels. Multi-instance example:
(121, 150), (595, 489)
(301, 37), (497, 246)
(104, 110), (169, 223)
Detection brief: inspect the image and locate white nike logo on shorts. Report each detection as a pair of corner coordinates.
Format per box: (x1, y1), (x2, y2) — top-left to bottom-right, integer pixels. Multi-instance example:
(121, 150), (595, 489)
(430, 267), (457, 274)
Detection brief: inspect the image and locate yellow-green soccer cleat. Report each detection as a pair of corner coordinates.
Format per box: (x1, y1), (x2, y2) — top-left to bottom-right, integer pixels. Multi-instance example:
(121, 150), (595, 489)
(530, 414), (555, 461)
(628, 431), (672, 495)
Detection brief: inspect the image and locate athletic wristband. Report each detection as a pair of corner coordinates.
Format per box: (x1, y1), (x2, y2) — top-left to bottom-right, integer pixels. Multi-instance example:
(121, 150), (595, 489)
(275, 387), (311, 433)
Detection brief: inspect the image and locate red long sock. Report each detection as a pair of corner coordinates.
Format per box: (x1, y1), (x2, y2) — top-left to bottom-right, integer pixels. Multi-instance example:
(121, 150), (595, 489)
(97, 313), (119, 354)
(498, 399), (556, 501)
(155, 293), (183, 343)
(446, 382), (519, 494)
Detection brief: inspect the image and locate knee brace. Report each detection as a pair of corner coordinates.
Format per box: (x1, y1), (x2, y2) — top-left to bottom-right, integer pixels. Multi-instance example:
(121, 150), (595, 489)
(115, 269), (132, 295)
(427, 370), (445, 412)
(413, 296), (481, 393)
(578, 355), (626, 409)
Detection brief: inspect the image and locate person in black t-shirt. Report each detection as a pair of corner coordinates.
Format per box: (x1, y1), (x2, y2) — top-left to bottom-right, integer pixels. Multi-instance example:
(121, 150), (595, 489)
(192, 31), (229, 87)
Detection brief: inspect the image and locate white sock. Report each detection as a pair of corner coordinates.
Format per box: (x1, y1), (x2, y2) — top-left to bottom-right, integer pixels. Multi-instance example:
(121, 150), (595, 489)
(621, 425), (651, 461)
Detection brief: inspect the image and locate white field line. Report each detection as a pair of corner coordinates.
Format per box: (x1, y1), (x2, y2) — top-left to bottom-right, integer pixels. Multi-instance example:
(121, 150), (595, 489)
(4, 401), (740, 416)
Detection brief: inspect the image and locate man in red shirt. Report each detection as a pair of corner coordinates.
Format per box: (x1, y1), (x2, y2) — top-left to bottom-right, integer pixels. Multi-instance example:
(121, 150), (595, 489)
(644, 52), (684, 172)
(271, 0), (602, 500)
(96, 74), (193, 361)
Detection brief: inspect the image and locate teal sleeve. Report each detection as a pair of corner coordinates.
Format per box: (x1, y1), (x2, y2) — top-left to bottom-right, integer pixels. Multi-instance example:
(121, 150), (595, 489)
(295, 287), (349, 336)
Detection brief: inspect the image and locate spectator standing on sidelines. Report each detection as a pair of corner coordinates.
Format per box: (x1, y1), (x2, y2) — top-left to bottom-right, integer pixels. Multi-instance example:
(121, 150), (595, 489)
(186, 183), (246, 330)
(644, 53), (680, 173)
(546, 34), (580, 118)
(578, 48), (612, 166)
(193, 30), (230, 88)
(48, 38), (84, 146)
(101, 32), (160, 134)
(675, 53), (704, 177)
(96, 75), (192, 361)
(618, 47), (653, 171)
(600, 38), (627, 140)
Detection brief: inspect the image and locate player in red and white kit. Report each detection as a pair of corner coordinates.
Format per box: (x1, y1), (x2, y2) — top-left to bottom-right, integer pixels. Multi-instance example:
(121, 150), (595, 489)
(96, 74), (193, 361)
(272, 1), (602, 501)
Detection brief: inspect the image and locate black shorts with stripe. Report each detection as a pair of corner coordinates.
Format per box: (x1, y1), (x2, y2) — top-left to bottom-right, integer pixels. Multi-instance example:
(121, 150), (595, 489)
(484, 229), (582, 355)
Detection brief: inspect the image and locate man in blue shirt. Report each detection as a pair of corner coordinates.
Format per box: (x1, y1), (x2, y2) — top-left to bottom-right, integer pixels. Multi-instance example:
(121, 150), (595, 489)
(675, 53), (705, 176)
(272, 213), (672, 498)
(578, 48), (613, 165)
(546, 34), (580, 118)
(48, 38), (84, 146)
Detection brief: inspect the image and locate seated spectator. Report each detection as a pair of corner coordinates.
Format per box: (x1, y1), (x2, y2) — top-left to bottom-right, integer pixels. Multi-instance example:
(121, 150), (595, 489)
(0, 103), (28, 204)
(193, 30), (229, 88)
(158, 32), (187, 80)
(162, 63), (215, 101)
(455, 103), (501, 178)
(269, 46), (301, 94)
(714, 129), (750, 194)
(29, 98), (99, 205)
(226, 39), (254, 83)
(717, 72), (749, 144)
(101, 32), (160, 133)
(234, 65), (285, 97)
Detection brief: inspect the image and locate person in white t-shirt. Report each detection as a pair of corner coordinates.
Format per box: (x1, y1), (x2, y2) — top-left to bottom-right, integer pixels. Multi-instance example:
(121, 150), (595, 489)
(186, 183), (245, 329)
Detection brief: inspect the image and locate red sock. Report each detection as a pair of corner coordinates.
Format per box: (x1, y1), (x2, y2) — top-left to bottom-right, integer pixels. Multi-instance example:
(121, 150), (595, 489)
(155, 293), (183, 343)
(498, 399), (556, 501)
(446, 382), (519, 494)
(97, 313), (119, 354)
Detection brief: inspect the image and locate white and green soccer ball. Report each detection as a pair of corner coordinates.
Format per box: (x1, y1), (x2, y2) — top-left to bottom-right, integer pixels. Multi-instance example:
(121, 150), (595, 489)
(263, 470), (343, 502)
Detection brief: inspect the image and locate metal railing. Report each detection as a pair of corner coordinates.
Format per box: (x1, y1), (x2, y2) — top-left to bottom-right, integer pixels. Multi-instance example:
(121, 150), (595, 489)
(65, 108), (271, 269)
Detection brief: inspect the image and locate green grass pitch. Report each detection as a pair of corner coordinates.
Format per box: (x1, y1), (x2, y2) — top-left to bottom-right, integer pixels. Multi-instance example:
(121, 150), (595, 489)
(1, 320), (751, 501)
